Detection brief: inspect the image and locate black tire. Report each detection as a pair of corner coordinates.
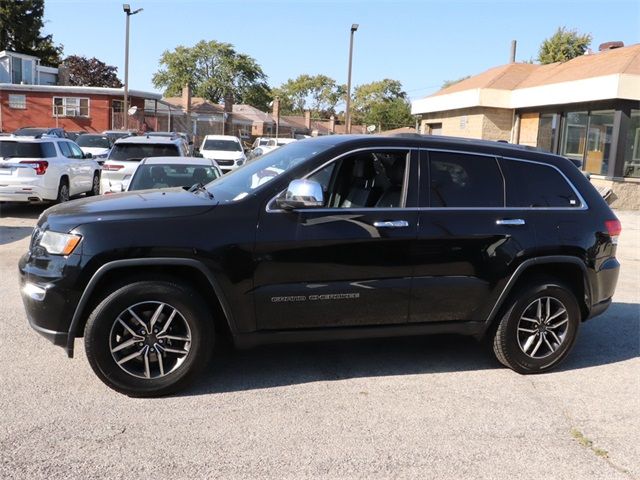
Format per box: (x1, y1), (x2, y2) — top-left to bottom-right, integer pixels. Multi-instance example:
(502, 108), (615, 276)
(56, 177), (70, 203)
(84, 280), (213, 397)
(493, 281), (580, 374)
(86, 172), (100, 196)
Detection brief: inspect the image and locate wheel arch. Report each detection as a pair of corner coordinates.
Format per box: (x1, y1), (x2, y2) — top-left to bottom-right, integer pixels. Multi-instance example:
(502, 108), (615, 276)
(66, 258), (236, 358)
(483, 256), (592, 336)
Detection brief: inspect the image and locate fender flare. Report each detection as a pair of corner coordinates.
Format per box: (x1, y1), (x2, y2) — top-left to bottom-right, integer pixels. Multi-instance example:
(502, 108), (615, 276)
(65, 257), (235, 357)
(484, 255), (592, 329)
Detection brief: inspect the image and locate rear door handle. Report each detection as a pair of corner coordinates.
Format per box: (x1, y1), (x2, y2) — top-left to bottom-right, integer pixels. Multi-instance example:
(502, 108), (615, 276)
(373, 220), (409, 228)
(496, 218), (526, 226)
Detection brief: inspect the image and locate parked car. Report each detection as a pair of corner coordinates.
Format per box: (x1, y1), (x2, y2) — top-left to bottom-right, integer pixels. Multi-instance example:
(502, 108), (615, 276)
(76, 134), (112, 160)
(13, 127), (68, 139)
(249, 137), (297, 159)
(101, 134), (188, 193)
(0, 136), (100, 202)
(146, 132), (193, 155)
(66, 131), (88, 142)
(199, 134), (246, 172)
(122, 157), (221, 192)
(102, 130), (136, 143)
(20, 135), (621, 396)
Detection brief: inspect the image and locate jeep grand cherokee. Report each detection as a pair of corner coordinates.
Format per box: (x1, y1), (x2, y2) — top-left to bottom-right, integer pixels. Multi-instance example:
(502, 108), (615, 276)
(20, 135), (621, 396)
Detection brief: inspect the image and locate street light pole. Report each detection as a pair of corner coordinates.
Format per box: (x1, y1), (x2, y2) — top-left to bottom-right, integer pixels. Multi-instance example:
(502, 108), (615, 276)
(123, 4), (142, 131)
(344, 23), (358, 135)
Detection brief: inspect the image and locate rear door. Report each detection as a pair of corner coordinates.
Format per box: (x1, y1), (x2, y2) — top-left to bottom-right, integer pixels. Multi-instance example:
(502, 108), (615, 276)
(67, 141), (93, 192)
(254, 147), (420, 330)
(411, 149), (537, 323)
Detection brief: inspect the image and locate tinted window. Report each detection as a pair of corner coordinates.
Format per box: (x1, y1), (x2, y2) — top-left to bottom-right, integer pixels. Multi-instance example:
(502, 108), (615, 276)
(501, 159), (580, 208)
(68, 143), (85, 159)
(202, 139), (241, 152)
(109, 143), (180, 161)
(429, 151), (503, 207)
(77, 135), (111, 148)
(0, 141), (55, 158)
(58, 141), (73, 158)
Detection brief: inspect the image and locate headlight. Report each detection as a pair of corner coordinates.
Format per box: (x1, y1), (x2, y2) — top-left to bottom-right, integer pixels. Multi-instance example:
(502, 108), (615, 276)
(39, 231), (82, 255)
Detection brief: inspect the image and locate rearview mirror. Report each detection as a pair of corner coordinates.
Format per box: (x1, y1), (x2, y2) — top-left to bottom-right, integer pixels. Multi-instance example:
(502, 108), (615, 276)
(276, 179), (324, 210)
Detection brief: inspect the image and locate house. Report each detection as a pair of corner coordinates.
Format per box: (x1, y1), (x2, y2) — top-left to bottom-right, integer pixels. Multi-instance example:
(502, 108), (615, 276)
(0, 50), (59, 85)
(411, 42), (640, 208)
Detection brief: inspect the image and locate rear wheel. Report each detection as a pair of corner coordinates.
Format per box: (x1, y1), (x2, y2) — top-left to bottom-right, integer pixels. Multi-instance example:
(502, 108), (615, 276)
(493, 281), (580, 373)
(56, 178), (70, 203)
(86, 172), (100, 196)
(84, 280), (213, 397)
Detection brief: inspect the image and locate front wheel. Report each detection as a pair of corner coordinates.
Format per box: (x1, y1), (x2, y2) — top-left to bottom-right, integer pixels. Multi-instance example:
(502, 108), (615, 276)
(84, 280), (213, 397)
(492, 281), (580, 373)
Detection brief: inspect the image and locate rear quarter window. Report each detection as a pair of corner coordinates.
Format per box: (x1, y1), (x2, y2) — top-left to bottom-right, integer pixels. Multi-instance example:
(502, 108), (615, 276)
(500, 159), (580, 208)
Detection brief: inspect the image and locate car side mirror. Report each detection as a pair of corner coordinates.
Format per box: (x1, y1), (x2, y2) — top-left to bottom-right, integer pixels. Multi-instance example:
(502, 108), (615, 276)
(84, 152), (93, 159)
(276, 179), (324, 210)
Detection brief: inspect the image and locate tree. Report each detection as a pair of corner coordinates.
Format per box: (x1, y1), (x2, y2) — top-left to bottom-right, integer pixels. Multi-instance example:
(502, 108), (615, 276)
(273, 74), (345, 116)
(63, 55), (122, 88)
(441, 75), (471, 89)
(0, 0), (62, 66)
(351, 79), (414, 130)
(538, 27), (592, 64)
(152, 40), (269, 105)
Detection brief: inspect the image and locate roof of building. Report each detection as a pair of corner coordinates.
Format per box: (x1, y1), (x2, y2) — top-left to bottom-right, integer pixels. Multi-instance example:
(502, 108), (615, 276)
(0, 83), (161, 99)
(163, 97), (224, 115)
(413, 43), (640, 114)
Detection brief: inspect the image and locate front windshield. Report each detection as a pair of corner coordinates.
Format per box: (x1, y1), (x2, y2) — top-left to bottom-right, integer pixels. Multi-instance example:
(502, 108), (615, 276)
(77, 135), (111, 148)
(203, 139), (241, 152)
(207, 140), (333, 202)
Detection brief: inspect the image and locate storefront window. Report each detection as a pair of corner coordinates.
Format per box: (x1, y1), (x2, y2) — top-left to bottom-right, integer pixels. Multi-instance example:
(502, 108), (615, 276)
(623, 110), (640, 178)
(561, 112), (588, 166)
(584, 110), (614, 175)
(537, 113), (558, 152)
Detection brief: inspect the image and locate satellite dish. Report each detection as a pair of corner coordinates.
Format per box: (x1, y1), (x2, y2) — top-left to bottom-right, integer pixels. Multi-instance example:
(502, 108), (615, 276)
(127, 106), (138, 116)
(367, 124), (376, 133)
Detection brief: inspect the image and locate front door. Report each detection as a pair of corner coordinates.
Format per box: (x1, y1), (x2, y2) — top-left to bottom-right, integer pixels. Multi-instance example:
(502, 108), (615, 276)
(254, 147), (419, 330)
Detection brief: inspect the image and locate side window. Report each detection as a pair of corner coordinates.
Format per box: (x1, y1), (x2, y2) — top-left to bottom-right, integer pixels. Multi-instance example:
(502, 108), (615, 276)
(40, 142), (57, 158)
(429, 151), (503, 207)
(501, 159), (580, 208)
(308, 150), (409, 209)
(69, 143), (84, 159)
(58, 141), (73, 158)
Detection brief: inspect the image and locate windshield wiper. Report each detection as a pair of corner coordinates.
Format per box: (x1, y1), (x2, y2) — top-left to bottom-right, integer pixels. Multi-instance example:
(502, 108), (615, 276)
(188, 183), (214, 199)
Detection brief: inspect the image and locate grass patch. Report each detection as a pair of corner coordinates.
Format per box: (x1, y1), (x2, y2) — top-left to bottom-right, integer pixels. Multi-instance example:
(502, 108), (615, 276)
(571, 428), (609, 458)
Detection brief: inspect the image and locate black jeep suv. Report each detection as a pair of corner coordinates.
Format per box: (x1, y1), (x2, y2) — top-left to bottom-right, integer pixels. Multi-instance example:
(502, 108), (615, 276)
(20, 135), (621, 396)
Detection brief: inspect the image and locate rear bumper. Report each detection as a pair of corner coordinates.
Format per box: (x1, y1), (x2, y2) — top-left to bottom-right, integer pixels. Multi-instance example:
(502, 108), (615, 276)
(0, 183), (57, 202)
(586, 257), (620, 320)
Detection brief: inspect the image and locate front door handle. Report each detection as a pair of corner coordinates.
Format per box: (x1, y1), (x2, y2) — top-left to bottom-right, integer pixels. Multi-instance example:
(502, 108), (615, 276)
(496, 218), (526, 226)
(373, 220), (409, 228)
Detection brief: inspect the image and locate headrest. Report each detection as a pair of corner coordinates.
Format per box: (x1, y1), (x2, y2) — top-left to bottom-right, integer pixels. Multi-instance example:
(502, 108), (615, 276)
(387, 160), (405, 185)
(352, 158), (376, 179)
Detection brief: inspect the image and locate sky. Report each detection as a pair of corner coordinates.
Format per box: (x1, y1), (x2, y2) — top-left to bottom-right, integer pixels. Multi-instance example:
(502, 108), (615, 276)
(43, 0), (640, 103)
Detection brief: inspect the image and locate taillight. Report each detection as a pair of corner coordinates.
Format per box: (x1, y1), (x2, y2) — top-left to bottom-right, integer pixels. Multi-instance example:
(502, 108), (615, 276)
(20, 160), (49, 175)
(103, 164), (124, 171)
(605, 219), (622, 244)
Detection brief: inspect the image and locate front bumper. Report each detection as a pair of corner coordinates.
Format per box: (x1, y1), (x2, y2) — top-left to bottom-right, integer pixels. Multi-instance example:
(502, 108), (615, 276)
(19, 251), (82, 354)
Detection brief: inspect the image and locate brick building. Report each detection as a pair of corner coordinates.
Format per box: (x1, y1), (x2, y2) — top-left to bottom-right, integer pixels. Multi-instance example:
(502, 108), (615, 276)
(411, 43), (640, 208)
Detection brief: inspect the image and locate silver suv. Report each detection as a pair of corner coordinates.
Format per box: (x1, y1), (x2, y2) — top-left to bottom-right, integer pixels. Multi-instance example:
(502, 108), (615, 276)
(100, 134), (188, 193)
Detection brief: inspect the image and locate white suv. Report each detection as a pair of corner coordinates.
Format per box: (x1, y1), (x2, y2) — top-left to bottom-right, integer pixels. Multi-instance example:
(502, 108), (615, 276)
(0, 136), (101, 203)
(101, 134), (188, 192)
(199, 135), (246, 172)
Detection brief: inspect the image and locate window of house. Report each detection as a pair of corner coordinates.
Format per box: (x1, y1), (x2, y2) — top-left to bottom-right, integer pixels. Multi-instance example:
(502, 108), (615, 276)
(500, 159), (580, 208)
(11, 56), (22, 84)
(584, 110), (614, 176)
(623, 109), (640, 178)
(52, 97), (90, 117)
(560, 112), (588, 165)
(429, 151), (504, 208)
(8, 94), (26, 109)
(537, 113), (559, 152)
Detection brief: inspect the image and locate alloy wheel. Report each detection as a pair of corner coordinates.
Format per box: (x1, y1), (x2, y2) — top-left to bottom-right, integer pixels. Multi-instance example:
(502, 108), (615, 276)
(109, 301), (192, 379)
(516, 296), (569, 359)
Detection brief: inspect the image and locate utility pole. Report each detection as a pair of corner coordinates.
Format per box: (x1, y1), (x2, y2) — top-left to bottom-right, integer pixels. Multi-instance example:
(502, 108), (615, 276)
(123, 4), (143, 130)
(510, 40), (517, 63)
(345, 23), (358, 134)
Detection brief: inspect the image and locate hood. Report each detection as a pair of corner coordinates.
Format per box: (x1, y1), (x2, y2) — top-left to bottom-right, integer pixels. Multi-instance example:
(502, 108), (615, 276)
(39, 188), (217, 233)
(201, 150), (244, 161)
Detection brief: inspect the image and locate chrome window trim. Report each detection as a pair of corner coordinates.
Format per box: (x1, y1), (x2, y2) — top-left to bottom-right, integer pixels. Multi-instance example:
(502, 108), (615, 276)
(265, 145), (589, 213)
(266, 146), (414, 213)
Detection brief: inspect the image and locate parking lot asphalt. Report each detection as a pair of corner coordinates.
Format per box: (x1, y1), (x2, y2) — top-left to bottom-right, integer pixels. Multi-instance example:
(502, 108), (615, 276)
(0, 203), (638, 480)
